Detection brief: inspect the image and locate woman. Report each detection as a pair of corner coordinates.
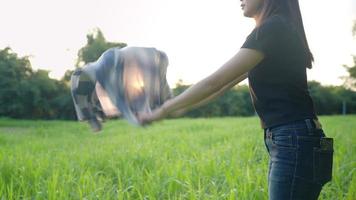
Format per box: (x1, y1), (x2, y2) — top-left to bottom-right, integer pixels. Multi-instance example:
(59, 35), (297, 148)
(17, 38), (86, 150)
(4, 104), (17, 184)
(138, 0), (333, 199)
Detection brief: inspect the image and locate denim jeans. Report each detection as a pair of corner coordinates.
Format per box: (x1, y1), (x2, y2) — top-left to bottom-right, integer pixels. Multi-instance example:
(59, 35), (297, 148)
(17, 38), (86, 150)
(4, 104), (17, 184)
(264, 119), (333, 200)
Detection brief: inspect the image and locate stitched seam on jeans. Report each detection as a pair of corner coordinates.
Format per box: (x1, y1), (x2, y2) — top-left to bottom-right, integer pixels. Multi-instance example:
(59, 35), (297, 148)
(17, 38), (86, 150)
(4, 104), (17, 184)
(271, 137), (297, 151)
(289, 130), (298, 200)
(272, 135), (294, 147)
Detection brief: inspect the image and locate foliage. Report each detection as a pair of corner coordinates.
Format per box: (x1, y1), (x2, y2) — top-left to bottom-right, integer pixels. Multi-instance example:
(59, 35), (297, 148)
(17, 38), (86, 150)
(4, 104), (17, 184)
(1, 26), (356, 120)
(308, 81), (356, 115)
(0, 48), (74, 119)
(343, 56), (356, 90)
(173, 83), (254, 117)
(174, 81), (356, 117)
(0, 48), (32, 117)
(343, 21), (356, 89)
(76, 28), (127, 66)
(0, 28), (128, 120)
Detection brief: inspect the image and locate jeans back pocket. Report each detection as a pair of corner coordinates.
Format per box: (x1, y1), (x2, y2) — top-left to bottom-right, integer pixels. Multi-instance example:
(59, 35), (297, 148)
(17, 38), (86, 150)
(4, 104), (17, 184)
(313, 137), (333, 185)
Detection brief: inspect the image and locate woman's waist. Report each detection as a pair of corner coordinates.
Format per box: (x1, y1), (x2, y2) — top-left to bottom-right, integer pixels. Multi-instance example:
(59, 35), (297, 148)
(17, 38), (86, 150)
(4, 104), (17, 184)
(264, 118), (323, 138)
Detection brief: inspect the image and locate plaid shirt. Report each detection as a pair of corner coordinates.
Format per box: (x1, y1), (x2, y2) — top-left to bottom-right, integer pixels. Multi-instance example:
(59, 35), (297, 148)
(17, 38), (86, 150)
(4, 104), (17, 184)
(71, 47), (172, 131)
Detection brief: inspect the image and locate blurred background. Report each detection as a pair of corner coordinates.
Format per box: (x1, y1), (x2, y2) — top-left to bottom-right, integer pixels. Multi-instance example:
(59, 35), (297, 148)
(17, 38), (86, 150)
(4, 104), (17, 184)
(1, 0), (356, 120)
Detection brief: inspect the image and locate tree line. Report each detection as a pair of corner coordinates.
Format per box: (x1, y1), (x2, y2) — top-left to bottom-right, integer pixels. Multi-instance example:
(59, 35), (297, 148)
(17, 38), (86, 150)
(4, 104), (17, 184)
(1, 28), (356, 120)
(174, 80), (356, 117)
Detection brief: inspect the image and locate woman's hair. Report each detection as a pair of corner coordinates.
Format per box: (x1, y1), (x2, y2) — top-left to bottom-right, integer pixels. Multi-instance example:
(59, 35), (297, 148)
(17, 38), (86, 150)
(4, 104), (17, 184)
(257, 0), (313, 68)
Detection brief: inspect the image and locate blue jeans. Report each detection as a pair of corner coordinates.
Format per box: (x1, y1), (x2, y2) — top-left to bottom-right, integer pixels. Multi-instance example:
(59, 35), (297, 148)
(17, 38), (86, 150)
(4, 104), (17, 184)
(264, 119), (333, 200)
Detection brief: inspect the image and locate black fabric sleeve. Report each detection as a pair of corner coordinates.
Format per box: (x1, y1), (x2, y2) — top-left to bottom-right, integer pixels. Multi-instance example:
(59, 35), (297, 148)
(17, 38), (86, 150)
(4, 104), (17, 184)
(241, 15), (287, 58)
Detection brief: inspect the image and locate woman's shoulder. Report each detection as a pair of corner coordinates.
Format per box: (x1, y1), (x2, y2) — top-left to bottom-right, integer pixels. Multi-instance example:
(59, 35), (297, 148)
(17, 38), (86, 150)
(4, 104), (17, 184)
(260, 15), (290, 30)
(255, 15), (294, 39)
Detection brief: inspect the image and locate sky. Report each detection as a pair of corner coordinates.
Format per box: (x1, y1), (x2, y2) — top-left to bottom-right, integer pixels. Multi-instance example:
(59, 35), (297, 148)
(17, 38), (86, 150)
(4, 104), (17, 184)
(1, 0), (355, 87)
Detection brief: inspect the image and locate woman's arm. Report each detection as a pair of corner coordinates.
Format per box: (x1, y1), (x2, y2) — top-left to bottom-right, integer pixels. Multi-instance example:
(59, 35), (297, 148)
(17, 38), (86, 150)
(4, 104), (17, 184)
(139, 48), (264, 123)
(169, 73), (248, 117)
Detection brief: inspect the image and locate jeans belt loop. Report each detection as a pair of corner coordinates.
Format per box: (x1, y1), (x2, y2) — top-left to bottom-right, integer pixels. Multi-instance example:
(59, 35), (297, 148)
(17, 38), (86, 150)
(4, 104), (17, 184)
(313, 119), (322, 130)
(266, 128), (272, 139)
(305, 119), (314, 135)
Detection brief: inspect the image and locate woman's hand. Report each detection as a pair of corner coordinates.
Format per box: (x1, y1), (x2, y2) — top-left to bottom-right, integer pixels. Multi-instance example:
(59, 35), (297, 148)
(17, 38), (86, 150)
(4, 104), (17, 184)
(137, 106), (167, 125)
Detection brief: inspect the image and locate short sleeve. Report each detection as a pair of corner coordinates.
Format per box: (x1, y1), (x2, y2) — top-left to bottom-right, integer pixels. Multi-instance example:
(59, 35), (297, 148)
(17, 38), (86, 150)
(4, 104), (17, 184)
(241, 15), (288, 57)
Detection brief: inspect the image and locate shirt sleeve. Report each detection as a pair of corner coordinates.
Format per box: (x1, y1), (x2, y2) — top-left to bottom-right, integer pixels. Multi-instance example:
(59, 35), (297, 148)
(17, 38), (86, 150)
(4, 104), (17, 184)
(241, 15), (287, 58)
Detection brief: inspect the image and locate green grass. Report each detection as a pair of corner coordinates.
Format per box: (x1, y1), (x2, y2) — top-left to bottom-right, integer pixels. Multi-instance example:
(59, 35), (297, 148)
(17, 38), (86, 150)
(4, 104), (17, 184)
(0, 116), (355, 199)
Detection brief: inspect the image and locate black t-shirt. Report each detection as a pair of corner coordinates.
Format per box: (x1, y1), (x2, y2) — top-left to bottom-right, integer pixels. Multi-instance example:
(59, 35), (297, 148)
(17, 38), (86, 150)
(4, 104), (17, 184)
(241, 15), (317, 129)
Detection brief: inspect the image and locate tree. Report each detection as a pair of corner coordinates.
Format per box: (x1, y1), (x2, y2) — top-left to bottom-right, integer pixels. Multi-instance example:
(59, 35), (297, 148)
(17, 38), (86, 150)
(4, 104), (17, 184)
(59, 28), (128, 119)
(343, 21), (356, 90)
(76, 28), (127, 66)
(172, 82), (254, 118)
(0, 47), (76, 119)
(0, 48), (33, 118)
(308, 81), (356, 115)
(0, 28), (129, 120)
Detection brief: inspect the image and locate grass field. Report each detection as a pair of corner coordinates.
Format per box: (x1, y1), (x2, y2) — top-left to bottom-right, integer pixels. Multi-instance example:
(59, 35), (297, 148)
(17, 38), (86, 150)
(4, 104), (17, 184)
(0, 116), (355, 199)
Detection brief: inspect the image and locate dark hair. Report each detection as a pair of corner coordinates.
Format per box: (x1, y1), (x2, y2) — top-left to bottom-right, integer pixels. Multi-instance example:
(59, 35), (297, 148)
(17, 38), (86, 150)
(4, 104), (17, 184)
(257, 0), (313, 68)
